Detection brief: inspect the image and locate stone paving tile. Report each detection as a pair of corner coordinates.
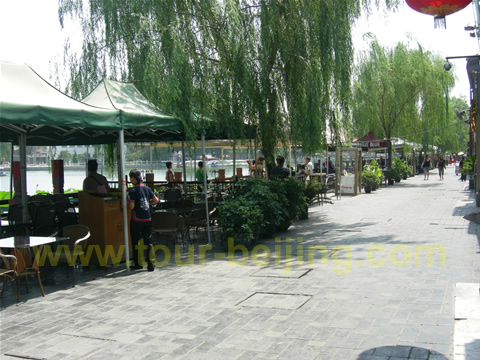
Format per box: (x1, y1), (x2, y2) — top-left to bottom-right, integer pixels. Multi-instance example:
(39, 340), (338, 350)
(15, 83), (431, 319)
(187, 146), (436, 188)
(1, 167), (480, 359)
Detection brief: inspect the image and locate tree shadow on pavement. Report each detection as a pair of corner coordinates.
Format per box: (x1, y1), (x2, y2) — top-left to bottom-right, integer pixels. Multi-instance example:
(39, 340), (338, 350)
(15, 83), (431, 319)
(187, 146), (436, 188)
(392, 181), (443, 189)
(356, 345), (447, 359)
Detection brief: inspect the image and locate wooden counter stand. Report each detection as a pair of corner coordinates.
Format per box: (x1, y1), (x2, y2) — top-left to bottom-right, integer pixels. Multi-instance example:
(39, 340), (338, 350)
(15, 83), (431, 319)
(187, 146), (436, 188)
(78, 191), (131, 267)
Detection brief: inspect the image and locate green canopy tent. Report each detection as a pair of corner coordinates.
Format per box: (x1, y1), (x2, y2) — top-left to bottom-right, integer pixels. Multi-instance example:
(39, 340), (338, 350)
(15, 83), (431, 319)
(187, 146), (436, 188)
(0, 62), (121, 145)
(0, 61), (184, 268)
(81, 79), (184, 142)
(81, 78), (257, 244)
(81, 79), (220, 244)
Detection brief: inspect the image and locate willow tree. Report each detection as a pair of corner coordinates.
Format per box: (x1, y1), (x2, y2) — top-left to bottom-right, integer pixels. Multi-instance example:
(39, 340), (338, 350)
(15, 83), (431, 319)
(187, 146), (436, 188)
(58, 0), (399, 167)
(352, 39), (455, 164)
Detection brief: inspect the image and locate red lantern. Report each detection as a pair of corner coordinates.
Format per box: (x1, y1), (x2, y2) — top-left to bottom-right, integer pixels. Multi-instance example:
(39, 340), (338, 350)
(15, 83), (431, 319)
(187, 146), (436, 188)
(405, 0), (472, 28)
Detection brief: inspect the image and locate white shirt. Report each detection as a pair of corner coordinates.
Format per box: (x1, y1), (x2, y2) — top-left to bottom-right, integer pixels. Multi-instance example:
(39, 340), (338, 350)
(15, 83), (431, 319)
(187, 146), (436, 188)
(305, 161), (313, 180)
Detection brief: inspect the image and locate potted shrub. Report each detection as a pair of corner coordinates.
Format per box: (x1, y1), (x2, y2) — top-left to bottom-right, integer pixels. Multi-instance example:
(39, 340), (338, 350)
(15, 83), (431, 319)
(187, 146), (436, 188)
(361, 168), (378, 193)
(401, 162), (412, 179)
(387, 168), (399, 185)
(219, 176), (306, 239)
(364, 164), (383, 190)
(368, 160), (384, 188)
(218, 197), (263, 248)
(226, 177), (282, 237)
(461, 155), (476, 189)
(392, 158), (408, 182)
(304, 177), (327, 205)
(268, 177), (306, 230)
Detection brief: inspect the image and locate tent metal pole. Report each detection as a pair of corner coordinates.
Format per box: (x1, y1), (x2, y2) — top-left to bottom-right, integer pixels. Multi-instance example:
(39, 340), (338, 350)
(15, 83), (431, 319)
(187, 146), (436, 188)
(9, 143), (14, 199)
(233, 141), (236, 179)
(201, 134), (211, 244)
(19, 133), (28, 223)
(118, 130), (130, 271)
(182, 140), (187, 192)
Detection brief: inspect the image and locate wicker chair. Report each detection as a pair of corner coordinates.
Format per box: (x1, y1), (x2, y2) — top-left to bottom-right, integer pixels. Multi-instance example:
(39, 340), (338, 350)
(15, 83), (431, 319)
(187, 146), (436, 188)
(0, 247), (45, 303)
(57, 224), (90, 287)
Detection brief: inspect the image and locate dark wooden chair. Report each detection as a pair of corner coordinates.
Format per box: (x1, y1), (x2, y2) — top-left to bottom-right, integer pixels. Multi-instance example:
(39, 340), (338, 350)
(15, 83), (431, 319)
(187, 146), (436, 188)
(55, 202), (78, 236)
(151, 211), (184, 247)
(31, 204), (57, 236)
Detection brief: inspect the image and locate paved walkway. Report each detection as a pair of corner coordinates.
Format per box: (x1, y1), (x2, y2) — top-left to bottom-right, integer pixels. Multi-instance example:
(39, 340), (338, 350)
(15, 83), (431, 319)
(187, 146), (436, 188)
(1, 165), (480, 360)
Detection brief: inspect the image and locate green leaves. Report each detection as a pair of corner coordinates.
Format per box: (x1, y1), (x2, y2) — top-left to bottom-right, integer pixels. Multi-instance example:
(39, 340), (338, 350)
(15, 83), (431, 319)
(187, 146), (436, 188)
(58, 1), (400, 161)
(353, 39), (457, 160)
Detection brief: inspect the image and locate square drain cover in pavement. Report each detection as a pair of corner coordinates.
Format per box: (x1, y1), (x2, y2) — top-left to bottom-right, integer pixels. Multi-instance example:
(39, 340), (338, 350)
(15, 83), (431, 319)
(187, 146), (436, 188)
(251, 267), (311, 279)
(239, 292), (312, 310)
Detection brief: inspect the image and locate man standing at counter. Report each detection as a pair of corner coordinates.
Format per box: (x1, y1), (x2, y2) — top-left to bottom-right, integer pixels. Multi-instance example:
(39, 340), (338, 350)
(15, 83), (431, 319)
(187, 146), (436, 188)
(128, 169), (159, 271)
(83, 159), (110, 194)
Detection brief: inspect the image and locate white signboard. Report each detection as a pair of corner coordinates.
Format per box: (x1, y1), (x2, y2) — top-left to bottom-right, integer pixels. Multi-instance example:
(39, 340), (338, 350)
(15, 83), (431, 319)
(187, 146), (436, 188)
(340, 175), (355, 194)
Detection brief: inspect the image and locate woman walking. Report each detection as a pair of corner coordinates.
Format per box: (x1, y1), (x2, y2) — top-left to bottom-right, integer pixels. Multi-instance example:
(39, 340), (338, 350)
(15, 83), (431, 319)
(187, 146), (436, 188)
(437, 155), (446, 180)
(422, 154), (431, 180)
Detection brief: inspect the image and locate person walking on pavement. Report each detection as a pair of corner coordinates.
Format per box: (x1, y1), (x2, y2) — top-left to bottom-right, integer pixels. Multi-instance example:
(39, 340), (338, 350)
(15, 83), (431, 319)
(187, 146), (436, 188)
(422, 154), (431, 180)
(459, 156), (466, 181)
(128, 169), (159, 271)
(437, 155), (446, 180)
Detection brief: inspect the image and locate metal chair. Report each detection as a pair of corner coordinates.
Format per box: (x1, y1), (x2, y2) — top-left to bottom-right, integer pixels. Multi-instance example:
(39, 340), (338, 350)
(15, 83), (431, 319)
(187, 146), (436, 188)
(151, 212), (184, 247)
(7, 203), (24, 225)
(55, 202), (78, 235)
(188, 203), (217, 243)
(163, 189), (182, 208)
(52, 193), (70, 204)
(31, 204), (57, 236)
(6, 204), (31, 236)
(28, 194), (52, 204)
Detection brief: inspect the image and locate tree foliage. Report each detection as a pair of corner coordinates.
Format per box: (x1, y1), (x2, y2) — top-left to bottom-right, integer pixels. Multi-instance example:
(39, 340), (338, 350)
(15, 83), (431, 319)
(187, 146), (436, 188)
(352, 38), (463, 161)
(58, 0), (399, 167)
(0, 143), (11, 163)
(57, 150), (73, 163)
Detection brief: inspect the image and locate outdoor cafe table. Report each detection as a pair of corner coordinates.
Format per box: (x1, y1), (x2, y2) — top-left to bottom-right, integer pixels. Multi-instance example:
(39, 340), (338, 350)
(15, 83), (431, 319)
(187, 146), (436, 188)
(309, 173), (327, 182)
(0, 236), (68, 249)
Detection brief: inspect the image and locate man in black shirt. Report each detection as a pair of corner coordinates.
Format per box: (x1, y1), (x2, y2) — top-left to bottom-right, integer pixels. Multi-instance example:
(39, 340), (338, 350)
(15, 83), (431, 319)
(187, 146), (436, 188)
(270, 156), (291, 178)
(128, 169), (159, 271)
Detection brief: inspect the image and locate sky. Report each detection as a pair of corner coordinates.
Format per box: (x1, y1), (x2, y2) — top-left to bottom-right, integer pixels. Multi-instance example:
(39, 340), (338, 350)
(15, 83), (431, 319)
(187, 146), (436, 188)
(0, 0), (479, 99)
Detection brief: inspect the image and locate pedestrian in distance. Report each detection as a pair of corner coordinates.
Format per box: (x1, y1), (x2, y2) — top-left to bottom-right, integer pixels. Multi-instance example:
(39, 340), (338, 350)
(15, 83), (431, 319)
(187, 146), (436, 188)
(270, 155), (291, 178)
(165, 161), (174, 187)
(422, 154), (431, 180)
(247, 157), (265, 177)
(304, 157), (313, 181)
(128, 169), (159, 271)
(196, 161), (208, 192)
(459, 156), (466, 181)
(437, 155), (446, 180)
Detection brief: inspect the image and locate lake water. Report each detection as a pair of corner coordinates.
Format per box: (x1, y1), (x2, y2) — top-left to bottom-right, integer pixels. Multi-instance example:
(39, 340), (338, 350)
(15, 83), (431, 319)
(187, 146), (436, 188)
(0, 164), (249, 195)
